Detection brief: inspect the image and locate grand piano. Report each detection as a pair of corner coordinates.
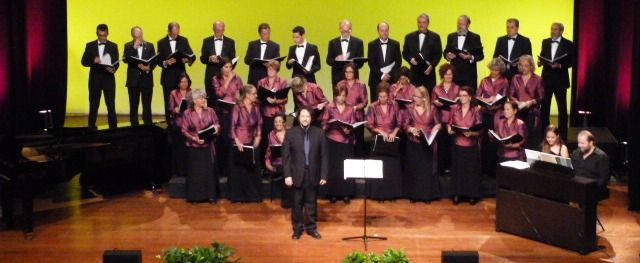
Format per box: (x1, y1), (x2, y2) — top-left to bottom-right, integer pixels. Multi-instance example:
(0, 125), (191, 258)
(495, 158), (600, 254)
(0, 125), (168, 239)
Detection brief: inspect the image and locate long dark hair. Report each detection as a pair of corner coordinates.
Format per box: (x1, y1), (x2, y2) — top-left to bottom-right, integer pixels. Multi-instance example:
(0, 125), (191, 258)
(542, 124), (564, 153)
(215, 57), (234, 80)
(176, 72), (192, 89)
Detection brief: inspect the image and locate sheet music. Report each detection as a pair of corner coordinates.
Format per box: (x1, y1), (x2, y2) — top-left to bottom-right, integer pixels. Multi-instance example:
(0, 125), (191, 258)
(101, 53), (112, 65)
(344, 159), (383, 179)
(304, 55), (315, 71)
(380, 62), (395, 74)
(500, 160), (530, 170)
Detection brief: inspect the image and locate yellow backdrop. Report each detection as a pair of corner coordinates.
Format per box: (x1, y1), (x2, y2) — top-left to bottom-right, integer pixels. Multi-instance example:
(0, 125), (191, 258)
(67, 0), (573, 115)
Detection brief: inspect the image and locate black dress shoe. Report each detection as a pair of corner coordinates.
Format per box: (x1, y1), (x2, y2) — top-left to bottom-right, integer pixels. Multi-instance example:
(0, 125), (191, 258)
(292, 232), (302, 240)
(343, 196), (350, 204)
(453, 195), (460, 205)
(330, 197), (337, 203)
(208, 199), (217, 204)
(307, 230), (322, 239)
(469, 198), (479, 205)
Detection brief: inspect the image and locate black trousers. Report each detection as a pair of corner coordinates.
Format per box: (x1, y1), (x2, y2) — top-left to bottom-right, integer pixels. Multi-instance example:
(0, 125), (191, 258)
(88, 74), (117, 129)
(291, 170), (318, 232)
(127, 84), (153, 125)
(161, 85), (172, 124)
(541, 84), (568, 139)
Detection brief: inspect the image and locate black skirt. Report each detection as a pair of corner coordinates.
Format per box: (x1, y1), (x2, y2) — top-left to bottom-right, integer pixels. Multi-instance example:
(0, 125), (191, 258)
(481, 112), (499, 177)
(227, 145), (263, 202)
(404, 140), (440, 201)
(325, 139), (356, 197)
(186, 147), (217, 202)
(367, 153), (403, 200)
(437, 132), (454, 173)
(451, 144), (482, 198)
(215, 109), (233, 178)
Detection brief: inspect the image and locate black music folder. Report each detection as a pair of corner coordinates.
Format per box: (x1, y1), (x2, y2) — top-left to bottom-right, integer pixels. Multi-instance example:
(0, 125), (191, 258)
(233, 145), (256, 165)
(372, 134), (400, 156)
(198, 125), (218, 143)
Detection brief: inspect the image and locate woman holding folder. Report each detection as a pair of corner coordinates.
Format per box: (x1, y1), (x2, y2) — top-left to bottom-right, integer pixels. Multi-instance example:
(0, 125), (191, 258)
(228, 84), (263, 203)
(447, 86), (483, 205)
(264, 113), (292, 208)
(432, 64), (460, 175)
(509, 55), (545, 149)
(492, 100), (527, 161)
(337, 63), (368, 157)
(321, 83), (357, 203)
(291, 76), (329, 127)
(213, 57), (244, 180)
(181, 88), (221, 203)
(477, 58), (510, 177)
(366, 82), (403, 201)
(169, 73), (192, 177)
(389, 67), (416, 105)
(258, 60), (289, 138)
(403, 86), (441, 202)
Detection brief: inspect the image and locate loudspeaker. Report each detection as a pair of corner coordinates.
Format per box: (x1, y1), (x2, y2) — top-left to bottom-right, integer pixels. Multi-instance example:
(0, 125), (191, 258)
(442, 251), (479, 263)
(103, 250), (141, 263)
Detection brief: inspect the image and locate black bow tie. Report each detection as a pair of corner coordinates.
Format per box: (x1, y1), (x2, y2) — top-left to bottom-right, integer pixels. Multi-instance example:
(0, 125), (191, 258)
(98, 42), (106, 46)
(551, 40), (560, 44)
(419, 32), (426, 36)
(214, 38), (223, 41)
(508, 37), (516, 41)
(341, 39), (349, 42)
(169, 39), (176, 42)
(380, 42), (387, 45)
(260, 42), (267, 45)
(458, 33), (467, 37)
(297, 45), (304, 48)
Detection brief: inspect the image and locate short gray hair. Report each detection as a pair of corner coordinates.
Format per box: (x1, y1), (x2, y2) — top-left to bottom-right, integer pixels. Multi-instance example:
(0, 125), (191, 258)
(418, 13), (430, 22)
(190, 88), (207, 101)
(488, 58), (506, 74)
(518, 55), (536, 73)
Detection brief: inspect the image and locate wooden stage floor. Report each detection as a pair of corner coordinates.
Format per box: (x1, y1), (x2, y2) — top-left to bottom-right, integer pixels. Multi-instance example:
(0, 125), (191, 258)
(0, 182), (638, 262)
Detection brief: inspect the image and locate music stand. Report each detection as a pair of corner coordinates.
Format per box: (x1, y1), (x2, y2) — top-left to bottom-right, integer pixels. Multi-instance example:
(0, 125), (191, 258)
(342, 159), (387, 250)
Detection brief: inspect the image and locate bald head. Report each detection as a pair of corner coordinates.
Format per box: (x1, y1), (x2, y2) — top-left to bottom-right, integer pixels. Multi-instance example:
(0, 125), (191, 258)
(213, 21), (225, 37)
(377, 22), (389, 40)
(339, 19), (352, 38)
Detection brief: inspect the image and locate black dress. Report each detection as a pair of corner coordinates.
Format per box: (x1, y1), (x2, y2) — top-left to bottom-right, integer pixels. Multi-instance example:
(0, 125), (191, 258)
(404, 140), (440, 201)
(325, 139), (356, 197)
(186, 147), (217, 201)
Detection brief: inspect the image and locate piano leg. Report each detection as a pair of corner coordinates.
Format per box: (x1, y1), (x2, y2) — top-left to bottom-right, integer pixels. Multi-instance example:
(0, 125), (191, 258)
(0, 173), (35, 239)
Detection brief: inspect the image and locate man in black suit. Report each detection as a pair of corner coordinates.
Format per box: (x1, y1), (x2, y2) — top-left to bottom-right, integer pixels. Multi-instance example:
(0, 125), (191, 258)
(200, 21), (236, 106)
(283, 107), (328, 240)
(492, 18), (532, 80)
(367, 22), (402, 102)
(286, 26), (321, 83)
(157, 22), (194, 123)
(81, 24), (119, 129)
(538, 22), (574, 139)
(122, 26), (156, 126)
(326, 19), (364, 89)
(244, 23), (280, 86)
(443, 15), (484, 89)
(402, 13), (442, 91)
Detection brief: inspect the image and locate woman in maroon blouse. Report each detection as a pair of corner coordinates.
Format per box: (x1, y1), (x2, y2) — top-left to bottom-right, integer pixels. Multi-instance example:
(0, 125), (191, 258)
(321, 84), (356, 203)
(181, 88), (221, 203)
(476, 58), (509, 177)
(493, 100), (527, 161)
(264, 113), (292, 208)
(510, 55), (545, 149)
(291, 76), (328, 127)
(337, 63), (368, 157)
(432, 64), (460, 175)
(258, 60), (289, 138)
(228, 84), (263, 203)
(447, 86), (483, 205)
(366, 82), (403, 200)
(213, 57), (244, 179)
(390, 66), (417, 105)
(169, 73), (192, 177)
(403, 86), (442, 202)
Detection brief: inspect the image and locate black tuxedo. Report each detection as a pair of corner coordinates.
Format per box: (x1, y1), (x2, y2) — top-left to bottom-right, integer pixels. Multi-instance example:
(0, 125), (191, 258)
(367, 38), (402, 102)
(326, 36), (364, 87)
(243, 39), (280, 86)
(492, 34), (532, 80)
(81, 40), (119, 129)
(539, 37), (574, 138)
(200, 35), (236, 104)
(123, 41), (156, 125)
(156, 35), (194, 121)
(402, 30), (443, 90)
(286, 43), (321, 83)
(443, 31), (484, 88)
(283, 125), (328, 232)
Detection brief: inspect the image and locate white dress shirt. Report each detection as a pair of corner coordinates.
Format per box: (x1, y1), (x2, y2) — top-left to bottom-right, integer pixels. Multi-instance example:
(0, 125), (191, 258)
(551, 37), (561, 60)
(169, 36), (177, 53)
(507, 35), (516, 60)
(260, 40), (267, 59)
(340, 36), (350, 58)
(214, 36), (223, 55)
(136, 44), (143, 59)
(97, 41), (105, 58)
(295, 41), (307, 62)
(418, 32), (426, 51)
(380, 38), (388, 62)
